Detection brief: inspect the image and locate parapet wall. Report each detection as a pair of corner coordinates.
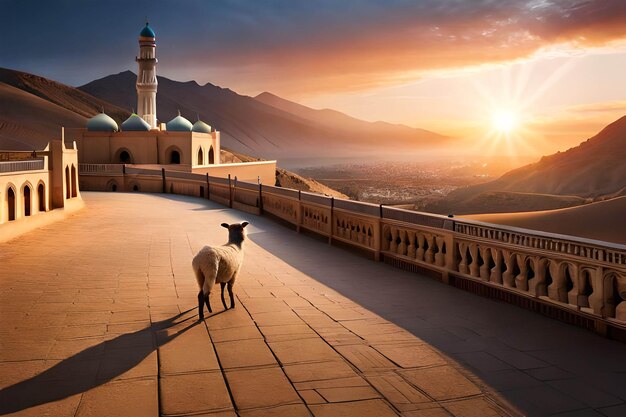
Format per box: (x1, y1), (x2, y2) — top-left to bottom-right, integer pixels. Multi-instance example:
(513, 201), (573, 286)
(78, 164), (626, 341)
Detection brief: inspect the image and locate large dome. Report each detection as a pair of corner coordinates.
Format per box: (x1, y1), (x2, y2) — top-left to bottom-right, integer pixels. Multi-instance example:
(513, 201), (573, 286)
(87, 113), (118, 132)
(140, 23), (155, 38)
(166, 113), (193, 132)
(192, 120), (212, 133)
(121, 114), (151, 131)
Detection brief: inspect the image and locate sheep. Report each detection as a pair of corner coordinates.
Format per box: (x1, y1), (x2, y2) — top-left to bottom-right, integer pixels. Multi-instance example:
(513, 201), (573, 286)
(192, 221), (248, 320)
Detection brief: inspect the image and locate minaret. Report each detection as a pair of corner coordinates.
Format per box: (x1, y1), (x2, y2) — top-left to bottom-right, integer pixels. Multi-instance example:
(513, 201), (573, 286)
(136, 22), (158, 129)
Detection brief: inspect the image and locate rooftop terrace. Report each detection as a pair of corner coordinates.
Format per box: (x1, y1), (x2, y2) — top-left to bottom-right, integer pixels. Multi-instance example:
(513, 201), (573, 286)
(0, 192), (624, 417)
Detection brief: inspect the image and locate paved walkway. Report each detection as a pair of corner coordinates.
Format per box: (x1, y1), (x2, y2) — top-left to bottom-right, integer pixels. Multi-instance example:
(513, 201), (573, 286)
(0, 193), (624, 417)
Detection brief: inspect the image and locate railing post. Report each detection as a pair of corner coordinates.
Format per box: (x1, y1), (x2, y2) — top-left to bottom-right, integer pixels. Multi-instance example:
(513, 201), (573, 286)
(206, 173), (210, 200)
(228, 174), (233, 208)
(329, 197), (334, 245)
(296, 190), (302, 233)
(258, 177), (263, 214)
(374, 204), (383, 262)
(161, 168), (166, 193)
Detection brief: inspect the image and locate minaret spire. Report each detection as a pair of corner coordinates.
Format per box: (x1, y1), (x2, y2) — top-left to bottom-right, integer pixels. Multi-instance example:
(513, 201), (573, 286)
(136, 22), (158, 129)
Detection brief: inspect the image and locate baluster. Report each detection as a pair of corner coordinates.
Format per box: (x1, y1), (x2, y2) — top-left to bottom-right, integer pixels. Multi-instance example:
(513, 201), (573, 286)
(407, 230), (416, 259)
(425, 235), (435, 264)
(397, 229), (407, 256)
(389, 228), (398, 253)
(458, 242), (469, 275)
(435, 236), (446, 267)
(479, 246), (491, 281)
(416, 234), (425, 261)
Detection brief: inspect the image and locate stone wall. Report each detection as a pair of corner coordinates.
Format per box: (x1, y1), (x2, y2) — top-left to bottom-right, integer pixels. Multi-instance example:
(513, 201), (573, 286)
(77, 165), (626, 341)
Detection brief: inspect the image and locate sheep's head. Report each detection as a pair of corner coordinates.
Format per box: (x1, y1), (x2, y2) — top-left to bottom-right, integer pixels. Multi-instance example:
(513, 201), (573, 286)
(221, 222), (249, 245)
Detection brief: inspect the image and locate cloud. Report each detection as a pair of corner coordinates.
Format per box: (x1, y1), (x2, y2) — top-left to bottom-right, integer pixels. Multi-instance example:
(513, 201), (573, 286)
(568, 101), (626, 114)
(2, 0), (626, 95)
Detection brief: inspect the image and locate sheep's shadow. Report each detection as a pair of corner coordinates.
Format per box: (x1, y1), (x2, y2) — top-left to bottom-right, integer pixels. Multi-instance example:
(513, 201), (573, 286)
(0, 309), (209, 415)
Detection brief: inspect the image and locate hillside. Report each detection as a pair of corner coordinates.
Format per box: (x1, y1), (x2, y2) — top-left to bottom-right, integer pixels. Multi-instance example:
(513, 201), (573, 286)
(427, 115), (626, 214)
(0, 68), (130, 150)
(462, 197), (626, 245)
(79, 71), (446, 165)
(0, 68), (131, 150)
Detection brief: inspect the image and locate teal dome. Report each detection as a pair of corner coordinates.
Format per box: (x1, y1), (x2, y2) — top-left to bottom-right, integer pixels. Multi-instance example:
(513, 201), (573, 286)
(192, 120), (212, 133)
(140, 23), (155, 38)
(87, 113), (118, 132)
(121, 114), (151, 131)
(167, 113), (193, 132)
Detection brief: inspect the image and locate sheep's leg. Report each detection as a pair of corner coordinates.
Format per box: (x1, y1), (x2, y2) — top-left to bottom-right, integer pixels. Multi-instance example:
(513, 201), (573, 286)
(204, 293), (212, 313)
(228, 281), (235, 309)
(220, 282), (228, 310)
(197, 290), (205, 320)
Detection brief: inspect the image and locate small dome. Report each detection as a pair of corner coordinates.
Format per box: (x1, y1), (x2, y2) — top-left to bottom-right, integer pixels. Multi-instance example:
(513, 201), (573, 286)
(166, 113), (193, 132)
(192, 120), (212, 133)
(87, 113), (118, 132)
(140, 23), (155, 38)
(121, 114), (151, 131)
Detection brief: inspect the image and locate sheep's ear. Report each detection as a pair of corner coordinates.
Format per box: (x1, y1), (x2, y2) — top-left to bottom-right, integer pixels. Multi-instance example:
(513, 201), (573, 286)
(221, 223), (230, 228)
(241, 221), (249, 228)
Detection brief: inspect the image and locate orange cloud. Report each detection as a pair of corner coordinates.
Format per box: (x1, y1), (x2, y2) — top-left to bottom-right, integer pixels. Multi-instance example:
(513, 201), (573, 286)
(178, 0), (626, 97)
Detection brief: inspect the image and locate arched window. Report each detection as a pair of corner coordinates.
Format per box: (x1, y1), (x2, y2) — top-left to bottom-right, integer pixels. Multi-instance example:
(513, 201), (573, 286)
(208, 146), (215, 164)
(38, 183), (45, 212)
(119, 150), (132, 164)
(7, 186), (16, 221)
(197, 148), (203, 165)
(23, 185), (31, 216)
(170, 150), (181, 164)
(71, 165), (78, 198)
(65, 166), (71, 199)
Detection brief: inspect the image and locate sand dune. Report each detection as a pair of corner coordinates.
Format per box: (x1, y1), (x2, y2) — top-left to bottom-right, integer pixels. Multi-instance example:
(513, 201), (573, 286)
(462, 197), (626, 245)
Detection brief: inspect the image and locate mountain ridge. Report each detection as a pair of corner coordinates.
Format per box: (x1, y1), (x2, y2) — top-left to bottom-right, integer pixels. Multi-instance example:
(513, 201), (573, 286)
(79, 71), (448, 165)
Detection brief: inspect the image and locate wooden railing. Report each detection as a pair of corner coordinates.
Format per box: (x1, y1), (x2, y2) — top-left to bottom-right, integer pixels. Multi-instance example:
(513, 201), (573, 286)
(77, 164), (626, 340)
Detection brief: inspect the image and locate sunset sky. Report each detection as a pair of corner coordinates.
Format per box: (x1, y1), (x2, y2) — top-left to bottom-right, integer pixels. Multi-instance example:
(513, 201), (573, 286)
(3, 0), (626, 157)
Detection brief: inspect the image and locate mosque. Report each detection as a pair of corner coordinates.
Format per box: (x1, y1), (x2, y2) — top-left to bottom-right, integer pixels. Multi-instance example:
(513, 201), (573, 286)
(72, 23), (221, 169)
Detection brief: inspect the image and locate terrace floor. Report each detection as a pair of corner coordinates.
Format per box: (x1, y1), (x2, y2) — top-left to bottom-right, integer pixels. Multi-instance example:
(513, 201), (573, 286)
(0, 192), (624, 417)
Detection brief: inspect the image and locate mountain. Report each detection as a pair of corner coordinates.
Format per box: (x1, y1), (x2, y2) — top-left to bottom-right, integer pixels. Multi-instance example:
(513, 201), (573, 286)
(0, 68), (130, 150)
(0, 67), (346, 197)
(427, 115), (626, 214)
(79, 71), (446, 165)
(255, 91), (441, 143)
(462, 197), (626, 245)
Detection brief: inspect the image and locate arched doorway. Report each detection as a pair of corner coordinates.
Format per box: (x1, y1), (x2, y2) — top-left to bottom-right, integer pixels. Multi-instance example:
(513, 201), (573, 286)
(197, 148), (203, 165)
(65, 166), (71, 199)
(119, 150), (132, 164)
(38, 183), (45, 212)
(23, 185), (31, 216)
(107, 180), (119, 192)
(71, 165), (78, 198)
(208, 146), (215, 164)
(7, 186), (16, 221)
(170, 150), (181, 164)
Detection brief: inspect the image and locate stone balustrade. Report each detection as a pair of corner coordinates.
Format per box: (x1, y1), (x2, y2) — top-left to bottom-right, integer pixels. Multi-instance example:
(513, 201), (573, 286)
(76, 164), (626, 340)
(78, 164), (124, 175)
(0, 159), (45, 173)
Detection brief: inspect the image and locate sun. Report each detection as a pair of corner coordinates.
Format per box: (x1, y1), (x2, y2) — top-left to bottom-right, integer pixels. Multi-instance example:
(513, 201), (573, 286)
(491, 110), (519, 133)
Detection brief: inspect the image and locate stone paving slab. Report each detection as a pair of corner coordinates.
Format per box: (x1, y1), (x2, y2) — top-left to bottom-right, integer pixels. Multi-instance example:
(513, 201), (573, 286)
(4, 192), (621, 416)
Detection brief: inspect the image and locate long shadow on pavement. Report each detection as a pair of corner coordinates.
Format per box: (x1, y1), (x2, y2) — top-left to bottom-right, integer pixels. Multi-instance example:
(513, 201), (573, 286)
(0, 310), (201, 415)
(248, 225), (626, 417)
